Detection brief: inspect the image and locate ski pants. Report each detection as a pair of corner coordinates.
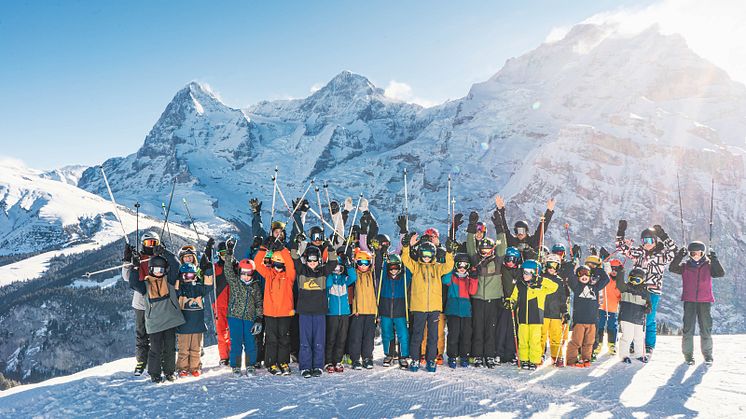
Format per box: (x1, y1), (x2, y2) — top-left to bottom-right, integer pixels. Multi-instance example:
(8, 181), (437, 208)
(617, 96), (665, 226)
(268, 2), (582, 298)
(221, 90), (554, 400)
(325, 315), (349, 365)
(134, 309), (149, 366)
(410, 311), (440, 363)
(618, 321), (645, 359)
(227, 317), (257, 368)
(645, 293), (660, 349)
(420, 313), (445, 357)
(471, 298), (499, 358)
(290, 313), (300, 359)
(381, 316), (409, 358)
(495, 304), (516, 361)
(148, 327), (176, 377)
(299, 314), (326, 370)
(566, 323), (596, 365)
(177, 332), (203, 372)
(254, 320), (265, 367)
(446, 315), (472, 360)
(542, 318), (568, 360)
(264, 316), (291, 367)
(517, 323), (543, 364)
(213, 302), (230, 361)
(348, 314), (375, 362)
(595, 310), (618, 351)
(682, 302), (713, 359)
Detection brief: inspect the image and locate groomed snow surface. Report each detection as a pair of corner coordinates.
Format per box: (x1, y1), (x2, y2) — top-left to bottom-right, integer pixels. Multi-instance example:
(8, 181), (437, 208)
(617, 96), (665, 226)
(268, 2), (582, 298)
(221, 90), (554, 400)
(2, 335), (745, 418)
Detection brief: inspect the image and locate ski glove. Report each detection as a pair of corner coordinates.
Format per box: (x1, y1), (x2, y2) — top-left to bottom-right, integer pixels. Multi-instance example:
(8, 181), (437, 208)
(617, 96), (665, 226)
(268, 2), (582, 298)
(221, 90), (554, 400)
(249, 198), (262, 214)
(452, 213), (464, 233)
(123, 243), (134, 262)
(330, 201), (340, 215)
(617, 220), (627, 237)
(396, 215), (408, 234)
(205, 237), (215, 256)
(446, 238), (460, 254)
(561, 312), (571, 325)
(504, 299), (516, 310)
(677, 247), (688, 257)
(572, 244), (582, 259)
(467, 211), (479, 234)
(360, 212), (371, 233)
(599, 247), (610, 261)
(653, 225), (669, 241)
(251, 321), (263, 336)
(491, 210), (503, 234)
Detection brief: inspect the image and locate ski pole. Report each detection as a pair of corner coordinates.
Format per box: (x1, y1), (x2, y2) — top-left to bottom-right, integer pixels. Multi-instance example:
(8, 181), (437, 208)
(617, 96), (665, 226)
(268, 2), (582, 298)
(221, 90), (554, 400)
(100, 167), (129, 245)
(315, 181), (325, 236)
(510, 306), (521, 369)
(305, 207), (340, 236)
(554, 320), (568, 365)
(160, 178), (177, 239)
(323, 182), (333, 217)
(538, 216), (546, 261)
(564, 223), (573, 260)
(709, 178), (715, 248)
(274, 181), (312, 236)
(403, 168), (409, 231)
(403, 271), (409, 323)
(134, 202), (140, 247)
(182, 198), (202, 242)
(271, 167), (278, 225)
(676, 172), (686, 244)
(343, 193), (364, 255)
(84, 262), (132, 278)
(161, 202), (174, 249)
(451, 198), (456, 240)
(375, 255), (385, 319)
(447, 175), (451, 232)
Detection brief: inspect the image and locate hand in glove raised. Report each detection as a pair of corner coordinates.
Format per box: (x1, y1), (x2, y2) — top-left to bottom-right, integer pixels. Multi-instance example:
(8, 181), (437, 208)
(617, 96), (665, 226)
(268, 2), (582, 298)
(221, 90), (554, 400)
(249, 198), (262, 214)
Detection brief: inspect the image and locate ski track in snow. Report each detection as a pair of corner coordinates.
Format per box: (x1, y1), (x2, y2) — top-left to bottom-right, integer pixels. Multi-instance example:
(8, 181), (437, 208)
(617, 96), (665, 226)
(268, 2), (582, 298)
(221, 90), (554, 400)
(1, 336), (745, 418)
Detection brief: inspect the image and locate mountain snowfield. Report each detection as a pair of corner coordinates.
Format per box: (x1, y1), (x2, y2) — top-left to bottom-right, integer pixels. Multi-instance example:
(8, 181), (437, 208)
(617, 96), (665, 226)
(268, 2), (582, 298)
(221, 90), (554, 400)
(1, 336), (745, 418)
(1, 19), (746, 387)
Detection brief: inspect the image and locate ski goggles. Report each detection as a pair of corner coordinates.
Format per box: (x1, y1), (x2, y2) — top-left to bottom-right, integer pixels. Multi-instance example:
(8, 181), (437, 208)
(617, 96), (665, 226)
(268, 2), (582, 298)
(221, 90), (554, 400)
(576, 268), (590, 278)
(522, 268), (537, 277)
(356, 259), (371, 267)
(310, 232), (324, 242)
(150, 266), (166, 275)
(419, 250), (434, 259)
(181, 272), (197, 280)
(504, 255), (520, 267)
(545, 261), (560, 271)
(217, 249), (227, 256)
(689, 250), (704, 258)
(628, 275), (645, 285)
(272, 261), (285, 270)
(306, 254), (320, 262)
(143, 239), (160, 248)
(475, 223), (487, 233)
(515, 227), (528, 235)
(180, 245), (196, 253)
(456, 261), (470, 270)
(642, 237), (656, 245)
(240, 268), (254, 276)
(387, 263), (402, 271)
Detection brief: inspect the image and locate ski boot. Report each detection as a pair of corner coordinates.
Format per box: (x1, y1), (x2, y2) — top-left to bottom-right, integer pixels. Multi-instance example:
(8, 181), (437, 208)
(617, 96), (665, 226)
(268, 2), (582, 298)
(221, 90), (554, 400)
(325, 363), (336, 373)
(704, 357), (713, 366)
(685, 355), (695, 366)
(269, 364), (282, 376)
(468, 356), (476, 366)
(521, 362), (530, 370)
(192, 370), (201, 377)
(151, 375), (163, 384)
(511, 358), (519, 367)
(352, 361), (363, 370)
(253, 361), (263, 370)
(622, 357), (632, 364)
(245, 366), (255, 376)
(528, 363), (537, 371)
(232, 367), (243, 377)
(178, 370), (189, 378)
(290, 353), (298, 364)
(301, 369), (313, 379)
(312, 368), (322, 377)
(607, 343), (616, 355)
(342, 354), (352, 365)
(645, 346), (654, 358)
(448, 358), (457, 369)
(134, 361), (146, 376)
(219, 359), (230, 367)
(398, 358), (409, 370)
(426, 360), (437, 373)
(383, 356), (393, 367)
(335, 363), (345, 373)
(637, 356), (649, 364)
(363, 358), (374, 369)
(164, 373), (176, 382)
(459, 358), (469, 368)
(485, 357), (497, 369)
(409, 360), (419, 372)
(473, 357), (484, 368)
(436, 355), (444, 365)
(280, 363), (292, 376)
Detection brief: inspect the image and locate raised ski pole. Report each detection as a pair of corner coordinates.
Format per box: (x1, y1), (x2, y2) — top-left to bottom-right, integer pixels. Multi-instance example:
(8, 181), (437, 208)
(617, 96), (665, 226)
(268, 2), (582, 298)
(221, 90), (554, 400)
(161, 202), (174, 248)
(305, 207), (340, 235)
(403, 168), (409, 231)
(343, 193), (364, 255)
(270, 167), (279, 225)
(676, 172), (686, 244)
(84, 262), (132, 278)
(709, 178), (715, 248)
(100, 167), (129, 245)
(314, 181), (325, 236)
(564, 223), (574, 260)
(538, 215), (546, 261)
(451, 198), (456, 239)
(375, 254), (386, 320)
(511, 306), (521, 369)
(182, 198), (202, 242)
(160, 178), (177, 239)
(274, 180), (314, 244)
(447, 175), (451, 232)
(323, 182), (333, 216)
(134, 202), (140, 247)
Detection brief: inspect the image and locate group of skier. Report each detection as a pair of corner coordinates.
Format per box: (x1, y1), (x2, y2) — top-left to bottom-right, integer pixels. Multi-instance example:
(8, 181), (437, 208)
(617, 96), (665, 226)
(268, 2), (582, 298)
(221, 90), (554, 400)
(121, 190), (725, 383)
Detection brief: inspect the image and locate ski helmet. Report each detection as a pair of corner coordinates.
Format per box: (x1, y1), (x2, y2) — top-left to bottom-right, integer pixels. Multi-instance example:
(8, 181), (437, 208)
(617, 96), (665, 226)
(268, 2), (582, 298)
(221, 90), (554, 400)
(178, 245), (197, 263)
(521, 259), (542, 286)
(309, 226), (324, 243)
(544, 253), (561, 271)
(418, 242), (437, 262)
(270, 252), (285, 270)
(454, 253), (471, 270)
(687, 241), (706, 253)
(304, 245), (322, 265)
(376, 234), (391, 247)
(179, 263), (198, 282)
(387, 254), (403, 275)
(238, 259), (256, 283)
(514, 220), (529, 235)
(640, 228), (657, 243)
(504, 247), (522, 268)
(584, 255), (602, 268)
(628, 268), (645, 285)
(271, 221), (286, 231)
(141, 231), (161, 250)
(424, 228), (440, 240)
(475, 221), (487, 235)
(148, 255), (168, 276)
(609, 258), (623, 276)
(477, 238), (496, 258)
(575, 264), (591, 280)
(355, 250), (373, 269)
(551, 243), (566, 256)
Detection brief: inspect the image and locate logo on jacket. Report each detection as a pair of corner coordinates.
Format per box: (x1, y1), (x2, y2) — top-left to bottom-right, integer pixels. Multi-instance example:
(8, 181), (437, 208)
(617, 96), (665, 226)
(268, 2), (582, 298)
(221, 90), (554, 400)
(578, 285), (597, 300)
(329, 284), (347, 297)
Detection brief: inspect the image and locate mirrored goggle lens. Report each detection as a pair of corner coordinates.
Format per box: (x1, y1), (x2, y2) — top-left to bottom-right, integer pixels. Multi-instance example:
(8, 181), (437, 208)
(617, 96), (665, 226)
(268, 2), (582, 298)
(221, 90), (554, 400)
(181, 245), (196, 252)
(151, 266), (165, 275)
(546, 262), (559, 270)
(240, 269), (254, 276)
(577, 269), (590, 277)
(218, 249), (227, 255)
(456, 262), (470, 269)
(505, 256), (519, 265)
(311, 233), (323, 242)
(630, 275), (644, 283)
(143, 239), (159, 247)
(476, 224), (486, 233)
(523, 269), (536, 276)
(388, 264), (401, 271)
(515, 227), (528, 235)
(182, 272), (196, 280)
(272, 262), (285, 269)
(306, 255), (319, 262)
(356, 259), (371, 267)
(642, 237), (655, 244)
(420, 251), (434, 258)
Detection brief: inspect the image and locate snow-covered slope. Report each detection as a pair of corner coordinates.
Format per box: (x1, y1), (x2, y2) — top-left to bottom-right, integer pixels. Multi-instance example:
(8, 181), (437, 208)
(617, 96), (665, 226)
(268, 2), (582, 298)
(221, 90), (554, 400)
(2, 336), (744, 417)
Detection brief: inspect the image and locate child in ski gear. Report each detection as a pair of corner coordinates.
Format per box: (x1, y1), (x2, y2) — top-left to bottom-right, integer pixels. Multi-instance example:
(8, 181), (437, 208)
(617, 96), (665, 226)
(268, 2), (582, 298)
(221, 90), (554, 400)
(495, 196), (556, 253)
(500, 247), (523, 364)
(291, 242), (339, 378)
(616, 221), (676, 355)
(417, 229), (447, 366)
(128, 254), (185, 383)
(199, 237), (234, 366)
(347, 249), (378, 370)
(325, 256), (356, 372)
(175, 262), (213, 377)
(223, 257), (264, 376)
(253, 245), (296, 376)
(616, 268), (651, 363)
(377, 253), (412, 369)
(594, 258), (623, 357)
(669, 241), (725, 365)
(444, 253), (478, 368)
(465, 208), (508, 368)
(540, 253), (570, 366)
(566, 262), (610, 367)
(507, 259), (558, 370)
(401, 233), (455, 372)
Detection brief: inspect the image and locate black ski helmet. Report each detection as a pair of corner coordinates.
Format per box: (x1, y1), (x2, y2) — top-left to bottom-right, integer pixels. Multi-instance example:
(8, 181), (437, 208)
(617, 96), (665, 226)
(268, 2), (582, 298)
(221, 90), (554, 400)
(309, 226), (324, 242)
(418, 242), (437, 262)
(454, 253), (471, 270)
(687, 241), (706, 253)
(514, 220), (529, 234)
(148, 255), (169, 275)
(376, 234), (391, 247)
(640, 228), (657, 240)
(304, 245), (322, 265)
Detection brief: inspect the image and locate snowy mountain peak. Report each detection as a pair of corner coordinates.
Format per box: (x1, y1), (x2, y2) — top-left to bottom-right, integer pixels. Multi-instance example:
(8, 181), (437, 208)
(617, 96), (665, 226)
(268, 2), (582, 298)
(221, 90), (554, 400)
(312, 70), (383, 99)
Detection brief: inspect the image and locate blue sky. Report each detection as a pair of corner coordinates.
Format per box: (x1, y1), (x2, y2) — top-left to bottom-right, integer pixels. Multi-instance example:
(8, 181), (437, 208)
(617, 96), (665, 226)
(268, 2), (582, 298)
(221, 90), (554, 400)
(0, 0), (703, 169)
